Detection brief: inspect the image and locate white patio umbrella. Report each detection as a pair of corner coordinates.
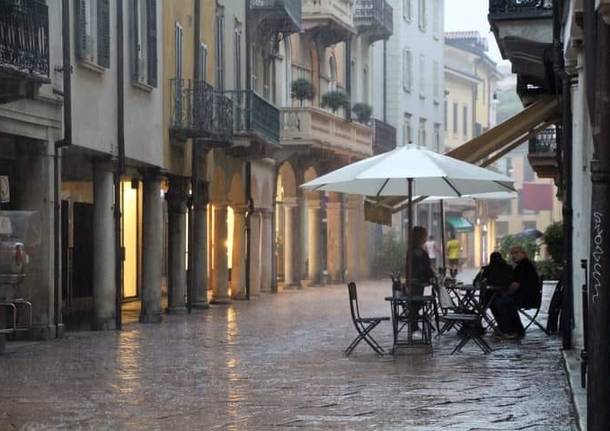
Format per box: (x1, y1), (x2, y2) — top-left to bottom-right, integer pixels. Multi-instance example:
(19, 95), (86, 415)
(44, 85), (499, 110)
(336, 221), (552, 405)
(301, 145), (515, 289)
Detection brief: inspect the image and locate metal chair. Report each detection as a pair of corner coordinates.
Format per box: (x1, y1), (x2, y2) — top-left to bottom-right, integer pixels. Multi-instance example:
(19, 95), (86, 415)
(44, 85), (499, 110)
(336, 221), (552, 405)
(433, 281), (492, 354)
(519, 276), (549, 335)
(345, 282), (390, 357)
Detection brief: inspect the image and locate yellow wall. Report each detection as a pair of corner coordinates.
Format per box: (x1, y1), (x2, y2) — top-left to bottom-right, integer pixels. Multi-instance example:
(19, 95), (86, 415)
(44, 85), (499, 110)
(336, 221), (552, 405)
(444, 73), (475, 150)
(122, 181), (139, 299)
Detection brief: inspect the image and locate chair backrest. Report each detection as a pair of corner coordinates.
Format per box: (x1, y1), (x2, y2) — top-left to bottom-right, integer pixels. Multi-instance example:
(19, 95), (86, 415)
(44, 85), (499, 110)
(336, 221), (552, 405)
(434, 282), (455, 311)
(347, 282), (360, 320)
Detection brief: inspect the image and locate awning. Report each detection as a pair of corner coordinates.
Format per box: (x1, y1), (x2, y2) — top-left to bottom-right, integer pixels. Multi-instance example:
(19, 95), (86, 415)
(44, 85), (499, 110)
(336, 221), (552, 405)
(446, 96), (560, 167)
(364, 96), (559, 223)
(446, 216), (474, 233)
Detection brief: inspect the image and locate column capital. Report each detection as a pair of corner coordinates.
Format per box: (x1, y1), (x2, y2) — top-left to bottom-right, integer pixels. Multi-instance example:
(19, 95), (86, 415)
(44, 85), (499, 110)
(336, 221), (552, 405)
(307, 200), (321, 210)
(282, 197), (299, 207)
(166, 176), (189, 214)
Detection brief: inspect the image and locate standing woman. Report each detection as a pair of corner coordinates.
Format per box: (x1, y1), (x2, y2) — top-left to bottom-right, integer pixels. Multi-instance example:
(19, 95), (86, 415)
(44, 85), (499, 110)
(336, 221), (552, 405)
(411, 226), (435, 295)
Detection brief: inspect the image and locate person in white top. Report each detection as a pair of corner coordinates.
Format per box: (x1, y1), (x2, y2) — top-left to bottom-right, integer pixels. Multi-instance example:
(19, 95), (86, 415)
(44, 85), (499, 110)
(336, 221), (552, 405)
(424, 236), (439, 269)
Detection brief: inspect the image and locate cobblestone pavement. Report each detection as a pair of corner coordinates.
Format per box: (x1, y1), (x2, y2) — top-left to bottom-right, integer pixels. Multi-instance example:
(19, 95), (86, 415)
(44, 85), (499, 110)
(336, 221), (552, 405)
(0, 279), (577, 430)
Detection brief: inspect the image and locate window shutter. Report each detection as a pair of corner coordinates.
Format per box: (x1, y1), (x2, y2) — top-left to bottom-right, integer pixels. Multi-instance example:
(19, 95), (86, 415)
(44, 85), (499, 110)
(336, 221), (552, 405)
(74, 0), (87, 59)
(129, 0), (138, 81)
(147, 0), (157, 87)
(97, 0), (111, 68)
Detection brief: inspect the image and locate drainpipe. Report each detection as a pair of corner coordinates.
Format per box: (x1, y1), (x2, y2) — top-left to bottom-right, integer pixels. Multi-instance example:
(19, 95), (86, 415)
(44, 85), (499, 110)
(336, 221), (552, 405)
(345, 38), (352, 122)
(188, 0), (202, 313)
(53, 0), (73, 337)
(114, 0), (125, 330)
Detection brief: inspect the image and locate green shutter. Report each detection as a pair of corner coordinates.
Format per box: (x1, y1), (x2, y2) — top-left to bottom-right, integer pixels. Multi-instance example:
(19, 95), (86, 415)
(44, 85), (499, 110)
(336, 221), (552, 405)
(129, 0), (138, 81)
(74, 0), (87, 59)
(146, 0), (157, 87)
(97, 0), (110, 68)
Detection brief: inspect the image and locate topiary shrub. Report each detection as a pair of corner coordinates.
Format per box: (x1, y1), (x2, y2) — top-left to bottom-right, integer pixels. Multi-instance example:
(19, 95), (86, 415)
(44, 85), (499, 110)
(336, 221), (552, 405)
(352, 103), (373, 124)
(290, 78), (315, 106)
(543, 221), (563, 265)
(321, 90), (350, 114)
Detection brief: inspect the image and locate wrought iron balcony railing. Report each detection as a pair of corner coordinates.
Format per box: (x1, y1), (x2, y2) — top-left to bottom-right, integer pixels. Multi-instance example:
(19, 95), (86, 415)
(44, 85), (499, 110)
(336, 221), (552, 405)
(249, 0), (302, 32)
(170, 79), (233, 144)
(224, 90), (280, 146)
(489, 0), (553, 19)
(529, 127), (556, 155)
(354, 0), (393, 42)
(0, 0), (49, 79)
(372, 118), (396, 154)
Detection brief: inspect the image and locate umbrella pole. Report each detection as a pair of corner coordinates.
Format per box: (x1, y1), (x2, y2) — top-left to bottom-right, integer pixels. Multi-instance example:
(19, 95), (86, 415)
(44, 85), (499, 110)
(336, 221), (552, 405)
(406, 178), (413, 295)
(440, 199), (446, 270)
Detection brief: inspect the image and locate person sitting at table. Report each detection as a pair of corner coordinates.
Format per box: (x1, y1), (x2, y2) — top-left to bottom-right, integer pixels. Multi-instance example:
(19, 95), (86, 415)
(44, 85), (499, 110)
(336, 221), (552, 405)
(474, 251), (513, 307)
(490, 246), (540, 339)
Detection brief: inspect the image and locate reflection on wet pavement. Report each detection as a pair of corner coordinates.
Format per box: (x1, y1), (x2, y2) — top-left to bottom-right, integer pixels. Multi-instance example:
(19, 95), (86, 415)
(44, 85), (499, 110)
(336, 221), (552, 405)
(0, 281), (577, 430)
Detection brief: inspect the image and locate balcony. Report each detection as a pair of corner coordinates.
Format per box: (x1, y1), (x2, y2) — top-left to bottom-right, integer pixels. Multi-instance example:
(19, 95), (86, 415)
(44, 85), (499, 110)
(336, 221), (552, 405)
(248, 0), (302, 34)
(302, 0), (356, 46)
(0, 0), (50, 103)
(169, 79), (233, 145)
(372, 118), (396, 154)
(527, 126), (559, 180)
(225, 90), (280, 148)
(488, 0), (553, 90)
(354, 0), (393, 43)
(281, 107), (373, 158)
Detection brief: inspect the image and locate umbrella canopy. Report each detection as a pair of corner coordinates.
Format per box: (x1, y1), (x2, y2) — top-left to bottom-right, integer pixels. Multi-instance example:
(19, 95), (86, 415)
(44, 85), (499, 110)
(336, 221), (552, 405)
(300, 145), (515, 295)
(301, 145), (515, 196)
(515, 228), (544, 239)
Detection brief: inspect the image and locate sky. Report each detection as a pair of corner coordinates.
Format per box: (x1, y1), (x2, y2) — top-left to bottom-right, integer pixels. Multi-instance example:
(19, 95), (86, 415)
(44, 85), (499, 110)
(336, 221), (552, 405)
(444, 0), (508, 66)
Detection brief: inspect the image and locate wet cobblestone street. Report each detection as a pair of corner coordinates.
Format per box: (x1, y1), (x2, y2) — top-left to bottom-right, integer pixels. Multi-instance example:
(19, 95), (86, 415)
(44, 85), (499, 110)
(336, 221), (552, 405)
(0, 280), (577, 430)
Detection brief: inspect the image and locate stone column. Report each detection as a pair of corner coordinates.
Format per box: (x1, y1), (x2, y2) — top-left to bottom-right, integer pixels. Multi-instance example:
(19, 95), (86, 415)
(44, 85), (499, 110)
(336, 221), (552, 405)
(260, 210), (273, 293)
(191, 180), (209, 309)
(345, 195), (362, 281)
(139, 171), (162, 323)
(231, 206), (247, 299)
(296, 194), (306, 287)
(211, 203), (230, 303)
(326, 197), (344, 283)
(283, 198), (297, 287)
(249, 210), (262, 297)
(93, 160), (116, 330)
(307, 200), (322, 284)
(166, 176), (188, 314)
(14, 141), (57, 338)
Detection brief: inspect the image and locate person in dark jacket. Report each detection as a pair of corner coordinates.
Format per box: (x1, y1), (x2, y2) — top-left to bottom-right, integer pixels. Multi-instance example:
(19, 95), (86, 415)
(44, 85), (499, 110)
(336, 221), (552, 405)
(490, 246), (540, 339)
(411, 226), (435, 290)
(475, 251), (513, 307)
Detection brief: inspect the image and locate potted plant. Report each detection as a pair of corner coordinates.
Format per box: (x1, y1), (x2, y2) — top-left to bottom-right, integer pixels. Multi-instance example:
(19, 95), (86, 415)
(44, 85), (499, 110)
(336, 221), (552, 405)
(321, 90), (350, 114)
(290, 78), (315, 106)
(352, 103), (372, 124)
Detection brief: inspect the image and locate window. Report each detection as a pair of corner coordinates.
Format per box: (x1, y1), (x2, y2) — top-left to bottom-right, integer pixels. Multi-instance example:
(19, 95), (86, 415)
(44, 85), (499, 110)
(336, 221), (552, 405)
(418, 0), (426, 32)
(403, 0), (412, 21)
(433, 61), (439, 103)
(463, 105), (468, 137)
(362, 66), (369, 104)
(481, 78), (486, 104)
(198, 43), (208, 82)
(402, 49), (412, 92)
(329, 55), (337, 91)
(234, 20), (242, 90)
(75, 0), (110, 68)
(419, 54), (425, 98)
(452, 102), (458, 134)
(444, 100), (447, 131)
(432, 0), (440, 38)
(175, 23), (183, 80)
(418, 118), (427, 147)
(131, 0), (157, 86)
(434, 123), (441, 151)
(523, 221), (537, 231)
(215, 6), (225, 91)
(403, 113), (412, 145)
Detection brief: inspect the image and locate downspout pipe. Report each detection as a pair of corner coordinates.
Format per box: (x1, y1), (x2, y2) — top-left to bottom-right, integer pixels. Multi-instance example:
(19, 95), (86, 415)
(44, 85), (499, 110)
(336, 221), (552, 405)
(188, 0), (202, 313)
(54, 0), (73, 337)
(114, 0), (125, 330)
(244, 1), (252, 299)
(383, 39), (387, 122)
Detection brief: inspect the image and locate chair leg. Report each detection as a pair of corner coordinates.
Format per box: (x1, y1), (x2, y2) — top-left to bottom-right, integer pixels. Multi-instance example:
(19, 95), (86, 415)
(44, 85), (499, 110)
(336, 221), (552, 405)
(345, 321), (384, 356)
(451, 335), (470, 355)
(472, 335), (492, 354)
(520, 309), (549, 335)
(358, 321), (386, 353)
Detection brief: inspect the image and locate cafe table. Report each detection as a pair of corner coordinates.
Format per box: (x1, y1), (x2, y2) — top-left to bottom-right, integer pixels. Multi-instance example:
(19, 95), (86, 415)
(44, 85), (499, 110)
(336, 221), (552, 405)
(384, 292), (435, 353)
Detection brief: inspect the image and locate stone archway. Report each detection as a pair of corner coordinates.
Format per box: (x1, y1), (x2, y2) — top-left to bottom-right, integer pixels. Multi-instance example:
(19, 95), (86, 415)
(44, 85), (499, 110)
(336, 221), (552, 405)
(209, 165), (230, 303)
(303, 166), (323, 285)
(227, 170), (247, 299)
